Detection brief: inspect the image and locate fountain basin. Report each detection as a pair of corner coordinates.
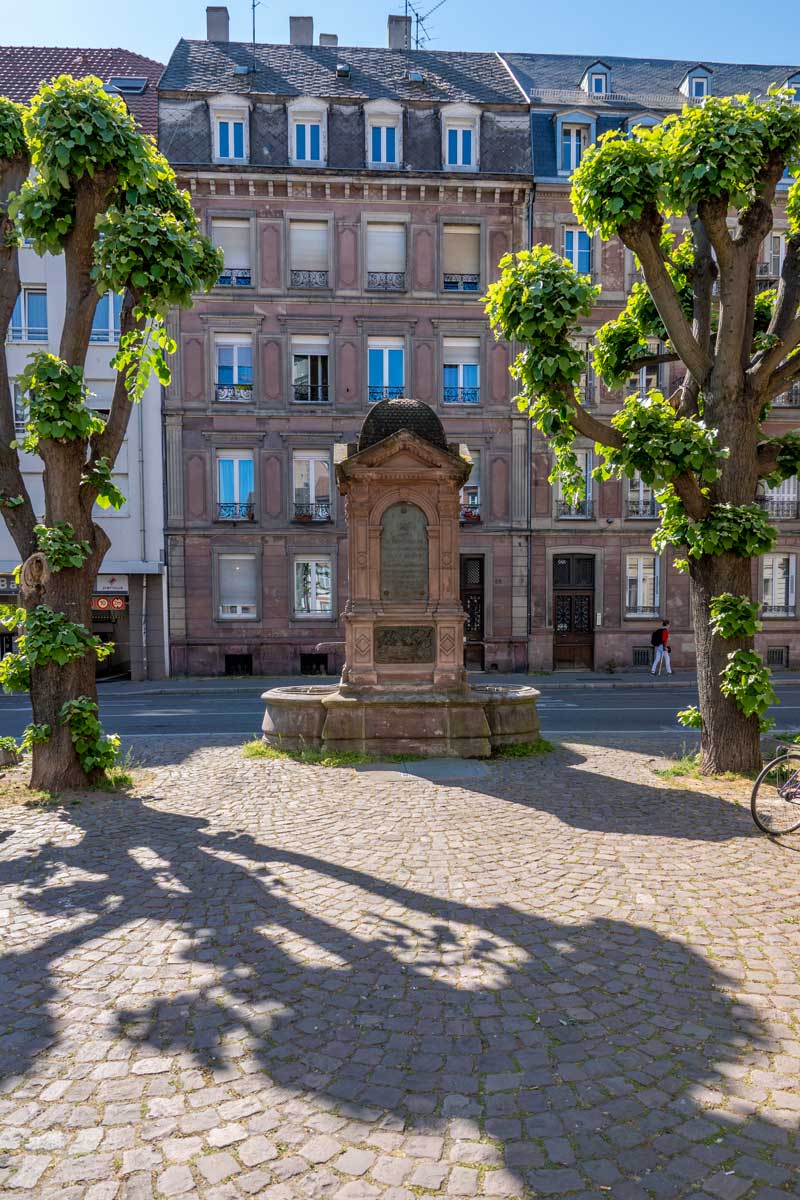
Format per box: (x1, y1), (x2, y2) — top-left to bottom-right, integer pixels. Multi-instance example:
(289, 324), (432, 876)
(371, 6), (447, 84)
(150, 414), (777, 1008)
(261, 683), (540, 759)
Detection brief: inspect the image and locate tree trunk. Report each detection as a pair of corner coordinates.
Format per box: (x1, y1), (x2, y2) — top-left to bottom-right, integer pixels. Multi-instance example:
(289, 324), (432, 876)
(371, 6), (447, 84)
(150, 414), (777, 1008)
(689, 553), (762, 776)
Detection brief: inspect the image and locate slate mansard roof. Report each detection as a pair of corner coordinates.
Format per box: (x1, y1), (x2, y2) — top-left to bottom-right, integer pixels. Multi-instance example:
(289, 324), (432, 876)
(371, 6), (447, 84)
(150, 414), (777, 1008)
(0, 46), (164, 136)
(159, 39), (527, 106)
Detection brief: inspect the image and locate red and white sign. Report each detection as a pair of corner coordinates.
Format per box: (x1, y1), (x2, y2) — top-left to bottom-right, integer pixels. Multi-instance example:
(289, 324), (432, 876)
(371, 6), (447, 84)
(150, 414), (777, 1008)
(91, 595), (127, 612)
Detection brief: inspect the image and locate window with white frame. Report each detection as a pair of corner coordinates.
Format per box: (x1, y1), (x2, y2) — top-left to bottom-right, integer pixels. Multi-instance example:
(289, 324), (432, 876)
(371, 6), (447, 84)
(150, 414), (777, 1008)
(627, 471), (658, 518)
(292, 334), (329, 403)
(758, 232), (786, 282)
(366, 223), (406, 290)
(212, 219), (252, 286)
(90, 292), (123, 343)
(442, 337), (480, 405)
(215, 336), (253, 401)
(12, 384), (26, 435)
(218, 554), (258, 619)
(560, 124), (589, 173)
(626, 554), (660, 616)
(365, 100), (402, 167)
(691, 76), (708, 99)
(562, 227), (592, 275)
(681, 71), (711, 100)
(557, 449), (593, 518)
(578, 341), (596, 407)
(294, 556), (333, 616)
(442, 105), (479, 170)
(630, 355), (661, 397)
(590, 72), (607, 95)
(289, 100), (327, 166)
(9, 288), (47, 342)
(442, 224), (480, 292)
(460, 449), (481, 521)
(289, 220), (329, 289)
(762, 553), (796, 617)
(292, 451), (331, 521)
(217, 451), (255, 520)
(368, 337), (404, 403)
(762, 476), (799, 520)
(213, 112), (248, 163)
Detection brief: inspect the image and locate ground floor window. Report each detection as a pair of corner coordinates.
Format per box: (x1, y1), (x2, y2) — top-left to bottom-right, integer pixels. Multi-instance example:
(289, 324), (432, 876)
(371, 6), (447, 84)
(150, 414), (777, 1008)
(625, 553), (660, 617)
(762, 553), (796, 617)
(294, 556), (332, 617)
(218, 554), (257, 619)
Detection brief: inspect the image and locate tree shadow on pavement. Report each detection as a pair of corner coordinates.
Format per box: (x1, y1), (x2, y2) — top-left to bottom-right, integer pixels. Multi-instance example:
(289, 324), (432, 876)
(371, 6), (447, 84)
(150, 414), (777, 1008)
(0, 785), (795, 1196)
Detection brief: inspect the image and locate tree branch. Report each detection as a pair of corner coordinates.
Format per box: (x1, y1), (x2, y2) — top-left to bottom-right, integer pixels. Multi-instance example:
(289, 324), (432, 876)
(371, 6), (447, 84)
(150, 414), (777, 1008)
(756, 440), (783, 477)
(763, 349), (800, 403)
(627, 351), (680, 373)
(59, 170), (116, 366)
(765, 233), (800, 343)
(85, 292), (139, 472)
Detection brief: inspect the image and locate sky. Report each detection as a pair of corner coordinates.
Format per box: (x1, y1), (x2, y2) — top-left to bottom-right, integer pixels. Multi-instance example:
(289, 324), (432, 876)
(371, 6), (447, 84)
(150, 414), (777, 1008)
(2, 0), (797, 69)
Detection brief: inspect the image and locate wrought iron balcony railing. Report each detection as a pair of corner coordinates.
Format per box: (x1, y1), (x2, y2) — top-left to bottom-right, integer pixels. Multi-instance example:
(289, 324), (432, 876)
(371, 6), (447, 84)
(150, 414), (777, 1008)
(762, 604), (796, 618)
(580, 381), (595, 408)
(218, 267), (252, 287)
(215, 383), (253, 402)
(626, 605), (660, 617)
(627, 498), (659, 518)
(757, 497), (800, 519)
(774, 383), (800, 407)
(443, 273), (480, 292)
(293, 501), (332, 522)
(368, 385), (404, 404)
(460, 506), (482, 524)
(290, 269), (329, 289)
(443, 386), (480, 405)
(556, 499), (595, 519)
(293, 384), (329, 404)
(216, 502), (255, 521)
(367, 271), (405, 291)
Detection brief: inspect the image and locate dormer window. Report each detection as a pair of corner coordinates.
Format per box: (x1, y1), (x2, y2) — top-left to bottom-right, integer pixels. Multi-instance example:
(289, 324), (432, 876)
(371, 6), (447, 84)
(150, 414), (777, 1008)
(580, 61), (611, 96)
(442, 103), (479, 172)
(590, 73), (607, 95)
(691, 76), (707, 99)
(556, 114), (595, 175)
(680, 66), (712, 100)
(786, 72), (800, 101)
(209, 96), (250, 164)
(365, 100), (403, 168)
(288, 98), (328, 167)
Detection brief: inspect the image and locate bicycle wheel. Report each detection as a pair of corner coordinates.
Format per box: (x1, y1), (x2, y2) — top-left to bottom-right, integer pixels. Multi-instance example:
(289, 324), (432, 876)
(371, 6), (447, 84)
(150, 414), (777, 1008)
(751, 753), (800, 835)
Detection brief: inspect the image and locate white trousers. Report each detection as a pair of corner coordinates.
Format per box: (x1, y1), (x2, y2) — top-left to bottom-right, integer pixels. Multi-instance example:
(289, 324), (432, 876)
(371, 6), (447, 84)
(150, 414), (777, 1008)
(652, 644), (672, 674)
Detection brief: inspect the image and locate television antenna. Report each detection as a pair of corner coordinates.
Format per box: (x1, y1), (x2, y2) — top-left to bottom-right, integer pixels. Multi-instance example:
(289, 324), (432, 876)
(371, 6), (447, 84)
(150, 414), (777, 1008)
(403, 0), (449, 50)
(251, 0), (261, 78)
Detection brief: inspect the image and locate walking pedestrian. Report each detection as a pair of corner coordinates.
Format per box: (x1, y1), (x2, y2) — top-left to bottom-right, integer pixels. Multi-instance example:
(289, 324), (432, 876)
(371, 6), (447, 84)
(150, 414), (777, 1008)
(650, 619), (672, 675)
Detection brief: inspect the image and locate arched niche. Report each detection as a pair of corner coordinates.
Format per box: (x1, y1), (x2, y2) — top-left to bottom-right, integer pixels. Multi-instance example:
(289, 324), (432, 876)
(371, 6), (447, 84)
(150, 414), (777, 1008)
(379, 502), (428, 602)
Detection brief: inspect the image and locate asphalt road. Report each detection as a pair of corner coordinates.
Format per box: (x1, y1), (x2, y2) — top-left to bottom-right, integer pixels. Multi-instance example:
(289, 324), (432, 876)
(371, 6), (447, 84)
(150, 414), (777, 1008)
(2, 679), (800, 742)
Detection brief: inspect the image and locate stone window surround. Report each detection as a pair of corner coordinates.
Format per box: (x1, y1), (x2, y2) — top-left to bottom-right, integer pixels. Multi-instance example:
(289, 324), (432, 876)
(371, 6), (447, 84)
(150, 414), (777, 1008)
(430, 319), (487, 411)
(355, 316), (417, 408)
(285, 210), (335, 293)
(544, 546), (604, 630)
(458, 434), (493, 519)
(208, 94), (251, 165)
(364, 98), (404, 168)
(437, 213), (485, 297)
(207, 207), (258, 291)
(555, 214), (600, 284)
(621, 547), (664, 621)
(279, 316), (342, 409)
(441, 102), (480, 172)
(759, 549), (798, 618)
(288, 96), (329, 167)
(552, 442), (595, 520)
(286, 541), (339, 624)
(201, 431), (267, 525)
(555, 111), (596, 175)
(211, 542), (263, 624)
(360, 211), (411, 293)
(200, 315), (263, 411)
(279, 430), (349, 523)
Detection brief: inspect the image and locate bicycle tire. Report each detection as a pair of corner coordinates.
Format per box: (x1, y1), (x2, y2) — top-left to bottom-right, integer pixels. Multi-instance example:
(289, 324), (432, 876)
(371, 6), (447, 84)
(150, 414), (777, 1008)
(751, 752), (800, 835)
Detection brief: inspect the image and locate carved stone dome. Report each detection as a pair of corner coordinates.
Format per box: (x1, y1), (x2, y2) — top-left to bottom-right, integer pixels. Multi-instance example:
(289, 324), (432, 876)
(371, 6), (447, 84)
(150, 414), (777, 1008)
(358, 396), (449, 454)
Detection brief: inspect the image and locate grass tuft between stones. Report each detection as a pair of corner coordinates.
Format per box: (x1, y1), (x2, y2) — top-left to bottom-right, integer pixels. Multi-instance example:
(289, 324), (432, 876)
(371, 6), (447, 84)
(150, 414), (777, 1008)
(243, 735), (554, 767)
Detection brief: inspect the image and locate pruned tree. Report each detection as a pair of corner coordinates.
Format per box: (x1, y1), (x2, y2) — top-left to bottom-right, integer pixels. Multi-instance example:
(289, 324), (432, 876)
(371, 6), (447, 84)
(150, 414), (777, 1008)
(0, 77), (221, 791)
(486, 91), (800, 774)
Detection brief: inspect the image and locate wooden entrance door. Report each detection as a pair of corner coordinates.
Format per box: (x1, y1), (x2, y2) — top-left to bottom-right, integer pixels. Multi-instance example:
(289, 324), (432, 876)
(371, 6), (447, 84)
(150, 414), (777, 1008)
(553, 555), (595, 669)
(460, 555), (485, 669)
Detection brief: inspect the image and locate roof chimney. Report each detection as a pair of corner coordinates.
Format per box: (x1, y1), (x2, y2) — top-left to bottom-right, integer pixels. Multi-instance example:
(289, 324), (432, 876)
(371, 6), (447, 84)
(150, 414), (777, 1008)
(388, 14), (412, 50)
(289, 16), (314, 46)
(319, 33), (339, 47)
(206, 6), (229, 42)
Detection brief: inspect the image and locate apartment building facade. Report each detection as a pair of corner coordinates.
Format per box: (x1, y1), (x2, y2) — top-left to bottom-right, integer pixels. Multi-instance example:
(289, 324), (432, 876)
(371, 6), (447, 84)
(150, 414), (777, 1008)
(158, 11), (534, 676)
(0, 47), (169, 679)
(502, 52), (800, 671)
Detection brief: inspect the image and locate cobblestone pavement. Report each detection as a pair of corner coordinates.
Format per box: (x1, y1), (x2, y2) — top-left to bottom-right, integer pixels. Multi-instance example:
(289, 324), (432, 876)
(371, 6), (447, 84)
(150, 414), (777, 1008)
(1, 739), (800, 1199)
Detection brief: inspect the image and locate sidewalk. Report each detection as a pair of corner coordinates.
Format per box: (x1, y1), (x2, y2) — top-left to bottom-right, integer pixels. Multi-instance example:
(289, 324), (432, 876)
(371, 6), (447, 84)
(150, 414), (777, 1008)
(96, 667), (800, 698)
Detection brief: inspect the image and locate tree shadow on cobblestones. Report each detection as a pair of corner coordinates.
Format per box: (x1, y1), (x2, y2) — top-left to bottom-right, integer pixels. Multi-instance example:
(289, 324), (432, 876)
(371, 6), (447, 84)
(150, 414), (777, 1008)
(0, 795), (795, 1196)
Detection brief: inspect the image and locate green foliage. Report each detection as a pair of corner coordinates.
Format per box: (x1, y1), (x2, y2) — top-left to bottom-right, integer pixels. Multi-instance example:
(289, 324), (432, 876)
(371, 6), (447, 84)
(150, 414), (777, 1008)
(16, 355), (103, 450)
(660, 91), (800, 213)
(788, 180), (800, 235)
(571, 127), (665, 239)
(111, 324), (176, 405)
(0, 605), (112, 693)
(20, 723), (51, 754)
(593, 254), (692, 388)
(0, 96), (27, 161)
(242, 739), (370, 767)
(595, 391), (725, 487)
(761, 432), (800, 488)
(492, 737), (554, 758)
(708, 593), (762, 640)
(0, 734), (19, 758)
(0, 495), (24, 509)
(677, 705), (703, 729)
(34, 523), (91, 571)
(653, 496), (776, 568)
(81, 457), (126, 509)
(720, 649), (778, 720)
(59, 697), (120, 775)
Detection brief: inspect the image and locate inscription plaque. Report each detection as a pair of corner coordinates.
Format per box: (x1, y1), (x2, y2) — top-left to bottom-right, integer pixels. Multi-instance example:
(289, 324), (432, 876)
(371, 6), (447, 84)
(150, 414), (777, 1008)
(375, 625), (435, 663)
(380, 502), (428, 601)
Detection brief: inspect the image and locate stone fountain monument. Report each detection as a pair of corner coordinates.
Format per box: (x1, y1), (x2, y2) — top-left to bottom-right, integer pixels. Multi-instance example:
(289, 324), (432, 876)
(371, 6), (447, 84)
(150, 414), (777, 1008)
(261, 398), (539, 757)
